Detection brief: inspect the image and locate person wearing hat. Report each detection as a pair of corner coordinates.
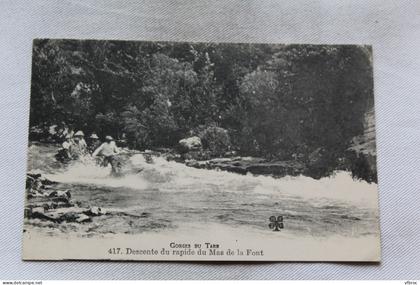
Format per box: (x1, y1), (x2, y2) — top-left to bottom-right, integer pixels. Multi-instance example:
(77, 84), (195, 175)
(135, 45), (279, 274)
(74, 130), (87, 148)
(92, 135), (120, 174)
(88, 133), (101, 154)
(70, 130), (88, 159)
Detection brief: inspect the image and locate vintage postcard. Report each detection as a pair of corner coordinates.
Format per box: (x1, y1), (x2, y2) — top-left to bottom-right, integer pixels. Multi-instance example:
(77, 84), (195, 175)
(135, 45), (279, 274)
(22, 39), (380, 261)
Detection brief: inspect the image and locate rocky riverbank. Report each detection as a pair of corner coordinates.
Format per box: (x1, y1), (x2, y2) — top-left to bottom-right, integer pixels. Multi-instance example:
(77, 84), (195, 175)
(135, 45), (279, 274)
(25, 173), (106, 224)
(158, 129), (377, 182)
(181, 152), (377, 182)
(184, 156), (305, 177)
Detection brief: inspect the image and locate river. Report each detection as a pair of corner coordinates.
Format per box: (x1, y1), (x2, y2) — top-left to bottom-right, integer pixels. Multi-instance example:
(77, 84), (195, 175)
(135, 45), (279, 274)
(25, 142), (380, 239)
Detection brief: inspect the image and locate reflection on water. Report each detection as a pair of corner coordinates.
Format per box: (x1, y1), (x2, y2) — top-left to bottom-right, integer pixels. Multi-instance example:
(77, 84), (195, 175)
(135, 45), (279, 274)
(26, 143), (380, 238)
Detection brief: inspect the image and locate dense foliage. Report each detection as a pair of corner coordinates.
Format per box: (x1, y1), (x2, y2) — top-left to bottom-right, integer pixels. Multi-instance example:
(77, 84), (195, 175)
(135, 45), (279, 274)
(199, 126), (232, 156)
(30, 39), (375, 179)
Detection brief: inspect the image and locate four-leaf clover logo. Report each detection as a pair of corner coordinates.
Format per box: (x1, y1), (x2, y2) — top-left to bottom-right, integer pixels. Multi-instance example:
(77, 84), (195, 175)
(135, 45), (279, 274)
(269, 215), (284, 231)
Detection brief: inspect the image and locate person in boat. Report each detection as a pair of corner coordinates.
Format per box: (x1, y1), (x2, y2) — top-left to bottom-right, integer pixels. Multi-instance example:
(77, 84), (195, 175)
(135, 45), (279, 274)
(70, 130), (88, 159)
(74, 130), (87, 148)
(55, 134), (73, 162)
(87, 133), (101, 154)
(92, 135), (120, 174)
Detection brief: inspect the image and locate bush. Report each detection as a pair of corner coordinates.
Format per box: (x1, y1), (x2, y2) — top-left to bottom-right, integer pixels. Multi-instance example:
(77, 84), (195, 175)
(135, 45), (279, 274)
(304, 149), (338, 179)
(199, 126), (231, 157)
(347, 152), (377, 183)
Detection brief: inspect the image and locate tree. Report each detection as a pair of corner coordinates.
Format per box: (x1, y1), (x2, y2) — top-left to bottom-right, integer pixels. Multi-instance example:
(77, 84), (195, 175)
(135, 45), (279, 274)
(29, 40), (375, 181)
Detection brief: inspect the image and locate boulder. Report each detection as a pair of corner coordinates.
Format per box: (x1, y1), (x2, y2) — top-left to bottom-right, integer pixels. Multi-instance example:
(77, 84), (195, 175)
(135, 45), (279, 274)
(31, 207), (45, 214)
(27, 206), (93, 223)
(178, 136), (202, 152)
(84, 206), (107, 216)
(49, 190), (71, 199)
(75, 214), (92, 223)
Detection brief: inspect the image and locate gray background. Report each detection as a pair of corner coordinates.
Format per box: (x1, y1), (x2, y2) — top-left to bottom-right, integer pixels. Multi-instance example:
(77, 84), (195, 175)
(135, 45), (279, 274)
(0, 0), (419, 279)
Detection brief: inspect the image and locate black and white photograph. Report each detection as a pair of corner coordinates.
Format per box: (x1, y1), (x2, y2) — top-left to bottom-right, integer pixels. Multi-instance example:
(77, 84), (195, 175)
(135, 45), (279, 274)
(22, 39), (380, 261)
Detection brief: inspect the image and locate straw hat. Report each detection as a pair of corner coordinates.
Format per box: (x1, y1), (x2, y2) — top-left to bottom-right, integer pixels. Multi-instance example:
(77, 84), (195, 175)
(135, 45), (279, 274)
(74, 130), (85, 137)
